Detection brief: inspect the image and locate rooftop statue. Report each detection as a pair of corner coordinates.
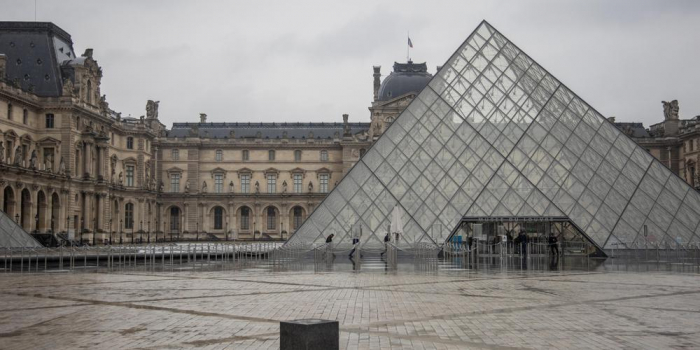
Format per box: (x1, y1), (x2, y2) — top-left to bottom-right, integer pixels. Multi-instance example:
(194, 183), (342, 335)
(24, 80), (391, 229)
(662, 100), (679, 120)
(146, 100), (159, 119)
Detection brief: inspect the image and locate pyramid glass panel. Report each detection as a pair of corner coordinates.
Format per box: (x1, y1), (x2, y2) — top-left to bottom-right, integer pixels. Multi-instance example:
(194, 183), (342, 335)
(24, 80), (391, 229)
(286, 21), (700, 254)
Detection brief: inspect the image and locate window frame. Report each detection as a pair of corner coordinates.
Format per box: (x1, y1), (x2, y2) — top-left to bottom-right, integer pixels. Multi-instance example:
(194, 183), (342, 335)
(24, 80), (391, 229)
(214, 173), (224, 193)
(266, 207), (276, 230)
(124, 203), (134, 229)
(215, 149), (223, 162)
(242, 150), (249, 161)
(320, 150), (328, 162)
(240, 173), (251, 193)
(213, 207), (223, 230)
(240, 207), (250, 230)
(293, 173), (303, 193)
(126, 165), (135, 187)
(294, 150), (302, 162)
(319, 173), (329, 193)
(126, 137), (134, 150)
(268, 150), (275, 161)
(267, 174), (276, 194)
(172, 149), (179, 160)
(170, 173), (181, 193)
(45, 113), (54, 128)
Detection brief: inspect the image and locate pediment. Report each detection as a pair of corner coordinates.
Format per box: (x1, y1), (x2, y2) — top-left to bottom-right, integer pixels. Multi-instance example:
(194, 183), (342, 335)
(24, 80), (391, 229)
(37, 137), (61, 145)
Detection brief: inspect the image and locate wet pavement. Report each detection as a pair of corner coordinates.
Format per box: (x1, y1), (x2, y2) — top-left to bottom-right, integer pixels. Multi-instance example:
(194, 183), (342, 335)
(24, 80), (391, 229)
(1, 255), (699, 349)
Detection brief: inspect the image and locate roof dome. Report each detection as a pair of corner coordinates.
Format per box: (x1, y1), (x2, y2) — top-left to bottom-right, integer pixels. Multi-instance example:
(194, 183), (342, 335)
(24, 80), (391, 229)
(377, 61), (432, 101)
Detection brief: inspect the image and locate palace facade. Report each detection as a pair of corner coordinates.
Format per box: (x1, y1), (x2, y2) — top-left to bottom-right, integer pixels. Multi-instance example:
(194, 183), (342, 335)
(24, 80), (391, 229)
(0, 21), (697, 244)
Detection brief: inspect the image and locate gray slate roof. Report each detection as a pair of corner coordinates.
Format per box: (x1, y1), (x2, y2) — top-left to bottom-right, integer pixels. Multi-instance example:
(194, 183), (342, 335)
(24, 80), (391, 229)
(167, 122), (371, 139)
(0, 22), (75, 97)
(378, 61), (433, 101)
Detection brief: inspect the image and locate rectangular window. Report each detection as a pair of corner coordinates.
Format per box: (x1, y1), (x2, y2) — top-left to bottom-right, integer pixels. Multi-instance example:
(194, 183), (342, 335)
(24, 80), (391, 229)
(294, 150), (301, 162)
(215, 174), (223, 193)
(127, 137), (134, 150)
(126, 165), (134, 186)
(172, 149), (179, 160)
(267, 208), (276, 230)
(216, 150), (223, 161)
(241, 174), (250, 193)
(269, 150), (275, 161)
(214, 208), (223, 230)
(23, 109), (28, 125)
(242, 150), (249, 161)
(171, 173), (180, 192)
(293, 173), (303, 193)
(45, 114), (54, 128)
(320, 150), (328, 161)
(267, 174), (276, 193)
(320, 173), (329, 193)
(241, 207), (250, 230)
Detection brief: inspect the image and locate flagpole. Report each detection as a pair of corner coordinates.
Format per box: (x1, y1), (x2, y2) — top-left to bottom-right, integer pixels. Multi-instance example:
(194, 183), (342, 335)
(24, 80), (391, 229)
(407, 31), (410, 62)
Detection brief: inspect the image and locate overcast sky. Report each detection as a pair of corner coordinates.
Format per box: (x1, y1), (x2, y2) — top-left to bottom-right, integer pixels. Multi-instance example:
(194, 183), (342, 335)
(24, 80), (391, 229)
(3, 0), (699, 127)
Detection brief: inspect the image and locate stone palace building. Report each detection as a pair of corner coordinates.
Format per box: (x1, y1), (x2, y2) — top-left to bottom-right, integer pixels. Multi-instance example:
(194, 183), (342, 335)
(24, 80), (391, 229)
(0, 21), (698, 243)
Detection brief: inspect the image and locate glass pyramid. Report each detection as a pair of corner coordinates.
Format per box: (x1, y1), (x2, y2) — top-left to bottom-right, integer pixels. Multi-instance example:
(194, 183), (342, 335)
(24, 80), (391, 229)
(286, 21), (700, 252)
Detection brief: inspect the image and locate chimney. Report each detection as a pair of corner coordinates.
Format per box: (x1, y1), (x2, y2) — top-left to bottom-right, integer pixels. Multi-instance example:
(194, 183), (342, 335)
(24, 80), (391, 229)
(373, 66), (381, 101)
(82, 48), (93, 58)
(199, 113), (207, 123)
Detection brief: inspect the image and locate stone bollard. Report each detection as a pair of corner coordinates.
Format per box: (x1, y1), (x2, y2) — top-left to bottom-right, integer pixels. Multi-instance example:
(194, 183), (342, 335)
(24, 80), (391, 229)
(280, 319), (339, 350)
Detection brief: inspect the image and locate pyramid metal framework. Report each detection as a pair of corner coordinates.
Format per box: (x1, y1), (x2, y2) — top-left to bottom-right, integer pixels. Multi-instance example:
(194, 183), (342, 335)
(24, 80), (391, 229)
(286, 21), (700, 251)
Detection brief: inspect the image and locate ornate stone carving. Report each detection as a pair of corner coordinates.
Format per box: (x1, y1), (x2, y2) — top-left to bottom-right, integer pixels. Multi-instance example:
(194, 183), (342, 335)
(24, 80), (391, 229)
(184, 180), (190, 193)
(0, 142), (4, 164)
(159, 181), (164, 192)
(58, 156), (66, 175)
(282, 180), (288, 193)
(44, 152), (54, 172)
(662, 100), (679, 120)
(146, 100), (160, 119)
(199, 113), (207, 123)
(308, 181), (314, 193)
(201, 181), (207, 193)
(62, 78), (75, 97)
(118, 171), (123, 185)
(13, 146), (22, 166)
(254, 181), (260, 194)
(229, 181), (234, 193)
(29, 150), (38, 169)
(343, 114), (351, 136)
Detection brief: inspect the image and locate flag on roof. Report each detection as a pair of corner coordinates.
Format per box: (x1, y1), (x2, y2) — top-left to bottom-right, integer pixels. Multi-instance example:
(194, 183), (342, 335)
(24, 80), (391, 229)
(408, 37), (413, 48)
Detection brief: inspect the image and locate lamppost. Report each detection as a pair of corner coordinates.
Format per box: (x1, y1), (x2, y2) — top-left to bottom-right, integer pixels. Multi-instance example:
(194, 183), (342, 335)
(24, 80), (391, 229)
(196, 222), (199, 241)
(15, 213), (19, 224)
(34, 214), (39, 234)
(139, 220), (143, 243)
(119, 219), (123, 245)
(147, 220), (151, 244)
(225, 219), (228, 241)
(253, 221), (256, 241)
(80, 217), (84, 245)
(131, 218), (134, 244)
(109, 219), (113, 245)
(50, 216), (55, 234)
(93, 217), (97, 246)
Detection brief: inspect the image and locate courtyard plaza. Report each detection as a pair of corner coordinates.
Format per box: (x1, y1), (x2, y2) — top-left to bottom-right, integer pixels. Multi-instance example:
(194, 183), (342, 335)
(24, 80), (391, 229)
(0, 254), (700, 349)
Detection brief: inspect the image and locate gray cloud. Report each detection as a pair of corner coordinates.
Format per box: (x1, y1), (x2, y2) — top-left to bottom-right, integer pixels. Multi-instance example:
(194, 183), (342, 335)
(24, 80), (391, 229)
(2, 0), (699, 127)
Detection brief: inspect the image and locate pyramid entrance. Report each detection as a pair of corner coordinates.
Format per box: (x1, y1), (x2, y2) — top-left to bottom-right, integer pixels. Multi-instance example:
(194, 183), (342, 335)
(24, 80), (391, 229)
(285, 20), (700, 256)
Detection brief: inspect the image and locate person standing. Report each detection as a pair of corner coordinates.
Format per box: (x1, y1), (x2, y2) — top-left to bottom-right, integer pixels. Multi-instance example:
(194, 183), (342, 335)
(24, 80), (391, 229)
(325, 234), (334, 244)
(548, 234), (559, 256)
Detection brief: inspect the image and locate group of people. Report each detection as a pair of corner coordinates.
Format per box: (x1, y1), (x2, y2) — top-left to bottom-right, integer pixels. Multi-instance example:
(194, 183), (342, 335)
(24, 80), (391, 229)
(323, 229), (400, 259)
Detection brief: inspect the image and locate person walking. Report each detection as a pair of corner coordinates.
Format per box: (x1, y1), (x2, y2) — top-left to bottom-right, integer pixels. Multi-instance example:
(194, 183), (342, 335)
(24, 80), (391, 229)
(325, 234), (334, 243)
(381, 231), (390, 257)
(349, 225), (362, 258)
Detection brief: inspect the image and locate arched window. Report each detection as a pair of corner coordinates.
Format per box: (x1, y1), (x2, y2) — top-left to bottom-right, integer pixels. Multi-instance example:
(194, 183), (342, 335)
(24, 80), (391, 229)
(215, 149), (223, 162)
(293, 207), (303, 230)
(240, 207), (250, 230)
(126, 137), (134, 149)
(124, 203), (134, 229)
(268, 150), (275, 161)
(320, 150), (328, 161)
(267, 207), (276, 230)
(294, 150), (302, 162)
(213, 207), (223, 230)
(170, 207), (180, 232)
